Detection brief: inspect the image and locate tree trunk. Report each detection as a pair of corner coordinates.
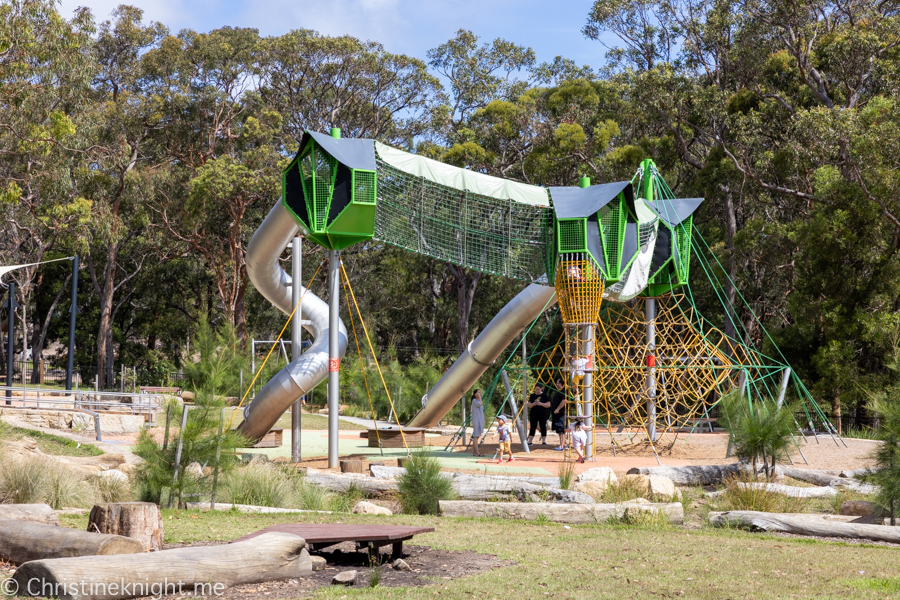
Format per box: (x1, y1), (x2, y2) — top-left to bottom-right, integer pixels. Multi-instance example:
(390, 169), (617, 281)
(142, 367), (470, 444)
(0, 504), (59, 525)
(11, 532), (312, 600)
(708, 511), (900, 543)
(95, 242), (119, 390)
(447, 265), (481, 356)
(720, 183), (739, 343)
(0, 519), (142, 565)
(31, 274), (71, 384)
(87, 502), (163, 552)
(832, 392), (842, 434)
(439, 500), (683, 524)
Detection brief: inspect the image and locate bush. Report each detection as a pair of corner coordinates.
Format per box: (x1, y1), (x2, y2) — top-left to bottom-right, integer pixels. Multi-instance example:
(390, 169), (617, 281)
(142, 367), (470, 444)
(867, 325), (900, 524)
(222, 464), (294, 507)
(397, 451), (455, 515)
(720, 391), (795, 477)
(600, 476), (649, 503)
(558, 460), (576, 490)
(0, 456), (94, 508)
(91, 475), (136, 503)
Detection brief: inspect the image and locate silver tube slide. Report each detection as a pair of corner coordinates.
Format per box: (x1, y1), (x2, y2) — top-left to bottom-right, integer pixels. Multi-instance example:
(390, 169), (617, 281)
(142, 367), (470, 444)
(237, 201), (348, 441)
(408, 283), (557, 428)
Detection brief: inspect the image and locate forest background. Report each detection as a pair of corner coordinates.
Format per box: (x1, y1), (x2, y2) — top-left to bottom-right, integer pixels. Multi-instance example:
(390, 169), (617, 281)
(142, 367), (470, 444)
(1, 0), (898, 432)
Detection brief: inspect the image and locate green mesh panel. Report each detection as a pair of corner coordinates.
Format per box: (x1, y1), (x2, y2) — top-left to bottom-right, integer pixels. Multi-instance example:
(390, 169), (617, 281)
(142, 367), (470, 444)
(676, 214), (693, 281)
(300, 149), (316, 223)
(557, 219), (587, 253)
(352, 169), (377, 204)
(313, 148), (337, 230)
(373, 158), (549, 281)
(599, 200), (624, 279)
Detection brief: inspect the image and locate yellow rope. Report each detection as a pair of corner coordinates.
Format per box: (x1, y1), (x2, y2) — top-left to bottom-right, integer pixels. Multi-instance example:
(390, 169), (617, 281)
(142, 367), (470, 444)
(339, 266), (383, 449)
(339, 259), (410, 455)
(227, 261), (324, 430)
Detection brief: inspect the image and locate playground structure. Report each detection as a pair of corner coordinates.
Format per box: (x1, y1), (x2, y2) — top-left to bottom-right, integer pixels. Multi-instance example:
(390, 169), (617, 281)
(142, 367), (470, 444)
(236, 129), (838, 465)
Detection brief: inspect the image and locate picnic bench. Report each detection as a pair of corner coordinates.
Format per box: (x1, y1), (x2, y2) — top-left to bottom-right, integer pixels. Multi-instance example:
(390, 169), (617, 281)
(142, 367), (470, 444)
(233, 524), (434, 560)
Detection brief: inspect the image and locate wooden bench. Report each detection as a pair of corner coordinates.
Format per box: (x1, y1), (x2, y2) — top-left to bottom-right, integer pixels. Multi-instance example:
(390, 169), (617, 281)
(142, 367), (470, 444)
(233, 524), (435, 560)
(368, 427), (426, 448)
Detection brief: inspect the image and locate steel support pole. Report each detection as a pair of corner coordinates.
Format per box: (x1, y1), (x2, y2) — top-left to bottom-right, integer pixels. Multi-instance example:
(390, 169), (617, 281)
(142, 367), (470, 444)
(65, 256), (79, 391)
(291, 237), (303, 463)
(500, 370), (529, 453)
(327, 249), (340, 468)
(582, 324), (595, 459)
(646, 297), (657, 442)
(6, 282), (16, 402)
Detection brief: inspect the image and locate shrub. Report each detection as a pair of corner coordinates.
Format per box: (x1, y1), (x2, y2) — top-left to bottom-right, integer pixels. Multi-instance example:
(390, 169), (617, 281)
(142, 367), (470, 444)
(866, 325), (900, 524)
(222, 464), (294, 507)
(91, 475), (136, 503)
(720, 391), (795, 477)
(0, 456), (94, 508)
(714, 472), (805, 513)
(558, 460), (576, 490)
(600, 477), (649, 503)
(397, 451), (455, 515)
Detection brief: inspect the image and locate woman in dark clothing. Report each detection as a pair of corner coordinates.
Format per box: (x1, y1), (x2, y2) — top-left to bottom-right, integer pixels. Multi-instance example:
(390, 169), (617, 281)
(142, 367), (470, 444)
(527, 383), (551, 445)
(550, 378), (567, 450)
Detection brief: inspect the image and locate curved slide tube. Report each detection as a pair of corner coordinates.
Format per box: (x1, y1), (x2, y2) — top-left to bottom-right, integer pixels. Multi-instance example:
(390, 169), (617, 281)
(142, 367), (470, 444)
(409, 284), (557, 428)
(237, 201), (348, 441)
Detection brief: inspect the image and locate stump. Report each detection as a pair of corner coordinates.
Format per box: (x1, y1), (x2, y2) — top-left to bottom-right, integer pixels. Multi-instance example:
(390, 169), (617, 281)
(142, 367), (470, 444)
(340, 460), (368, 474)
(0, 504), (58, 526)
(0, 520), (142, 564)
(87, 502), (163, 552)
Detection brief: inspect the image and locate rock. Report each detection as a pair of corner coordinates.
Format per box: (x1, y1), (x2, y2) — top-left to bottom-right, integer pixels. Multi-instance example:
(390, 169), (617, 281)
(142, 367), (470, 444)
(332, 570), (358, 586)
(186, 462), (204, 478)
(840, 500), (885, 518)
(352, 501), (392, 516)
(99, 469), (128, 482)
(624, 473), (650, 488)
(574, 480), (609, 500)
(392, 558), (411, 571)
(648, 475), (679, 500)
(311, 556), (327, 571)
(577, 467), (617, 485)
(180, 391), (196, 401)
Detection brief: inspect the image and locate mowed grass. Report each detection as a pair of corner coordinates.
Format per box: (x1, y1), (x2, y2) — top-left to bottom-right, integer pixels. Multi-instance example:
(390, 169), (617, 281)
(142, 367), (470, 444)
(56, 509), (900, 599)
(272, 413), (367, 431)
(2, 425), (103, 457)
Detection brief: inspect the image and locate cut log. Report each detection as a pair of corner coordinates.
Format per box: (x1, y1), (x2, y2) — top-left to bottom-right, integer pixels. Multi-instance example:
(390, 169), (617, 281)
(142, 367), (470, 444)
(0, 520), (142, 565)
(708, 511), (900, 543)
(12, 532), (312, 600)
(87, 503), (163, 552)
(339, 460), (369, 474)
(780, 467), (878, 494)
(439, 500), (683, 524)
(0, 504), (58, 526)
(626, 464), (745, 485)
(304, 468), (397, 496)
(185, 502), (332, 514)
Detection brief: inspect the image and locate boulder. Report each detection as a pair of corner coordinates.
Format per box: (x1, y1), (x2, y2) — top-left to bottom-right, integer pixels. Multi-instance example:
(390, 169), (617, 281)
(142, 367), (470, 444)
(332, 570), (358, 586)
(648, 475), (680, 501)
(98, 469), (128, 483)
(840, 500), (885, 518)
(392, 558), (411, 571)
(311, 556), (327, 571)
(577, 467), (617, 485)
(352, 501), (392, 516)
(574, 480), (609, 500)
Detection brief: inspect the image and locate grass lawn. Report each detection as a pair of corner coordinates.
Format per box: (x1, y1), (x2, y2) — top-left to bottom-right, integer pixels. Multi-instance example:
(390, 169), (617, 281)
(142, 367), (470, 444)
(55, 509), (900, 599)
(272, 413), (367, 431)
(1, 424), (103, 457)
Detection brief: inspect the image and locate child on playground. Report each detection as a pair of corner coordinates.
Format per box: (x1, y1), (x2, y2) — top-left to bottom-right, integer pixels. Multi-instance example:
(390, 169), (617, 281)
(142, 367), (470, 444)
(492, 415), (514, 463)
(570, 418), (593, 463)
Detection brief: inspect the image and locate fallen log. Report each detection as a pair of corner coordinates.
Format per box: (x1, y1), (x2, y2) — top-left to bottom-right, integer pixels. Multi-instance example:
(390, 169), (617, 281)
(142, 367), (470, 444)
(87, 503), (163, 552)
(185, 502), (332, 514)
(780, 467), (878, 494)
(439, 500), (683, 524)
(0, 520), (142, 565)
(303, 468), (397, 496)
(450, 474), (593, 504)
(0, 504), (58, 526)
(626, 464), (745, 485)
(12, 532), (312, 600)
(369, 465), (561, 488)
(708, 511), (900, 543)
(704, 483), (838, 498)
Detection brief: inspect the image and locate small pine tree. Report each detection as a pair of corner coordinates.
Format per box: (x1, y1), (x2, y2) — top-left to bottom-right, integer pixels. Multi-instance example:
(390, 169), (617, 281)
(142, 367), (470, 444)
(134, 318), (248, 506)
(396, 451), (456, 515)
(867, 326), (900, 525)
(720, 390), (795, 477)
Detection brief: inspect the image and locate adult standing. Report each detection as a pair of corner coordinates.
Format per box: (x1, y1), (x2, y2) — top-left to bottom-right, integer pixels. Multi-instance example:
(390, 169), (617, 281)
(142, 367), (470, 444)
(549, 378), (567, 451)
(470, 389), (485, 457)
(526, 383), (551, 445)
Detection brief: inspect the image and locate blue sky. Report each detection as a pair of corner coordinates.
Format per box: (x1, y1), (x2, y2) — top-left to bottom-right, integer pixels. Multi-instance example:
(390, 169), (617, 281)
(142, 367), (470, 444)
(59, 0), (607, 71)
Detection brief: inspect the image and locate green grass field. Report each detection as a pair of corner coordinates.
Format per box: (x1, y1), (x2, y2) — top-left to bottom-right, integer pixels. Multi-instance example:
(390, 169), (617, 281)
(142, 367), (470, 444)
(272, 413), (367, 431)
(1, 425), (103, 457)
(52, 508), (900, 599)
